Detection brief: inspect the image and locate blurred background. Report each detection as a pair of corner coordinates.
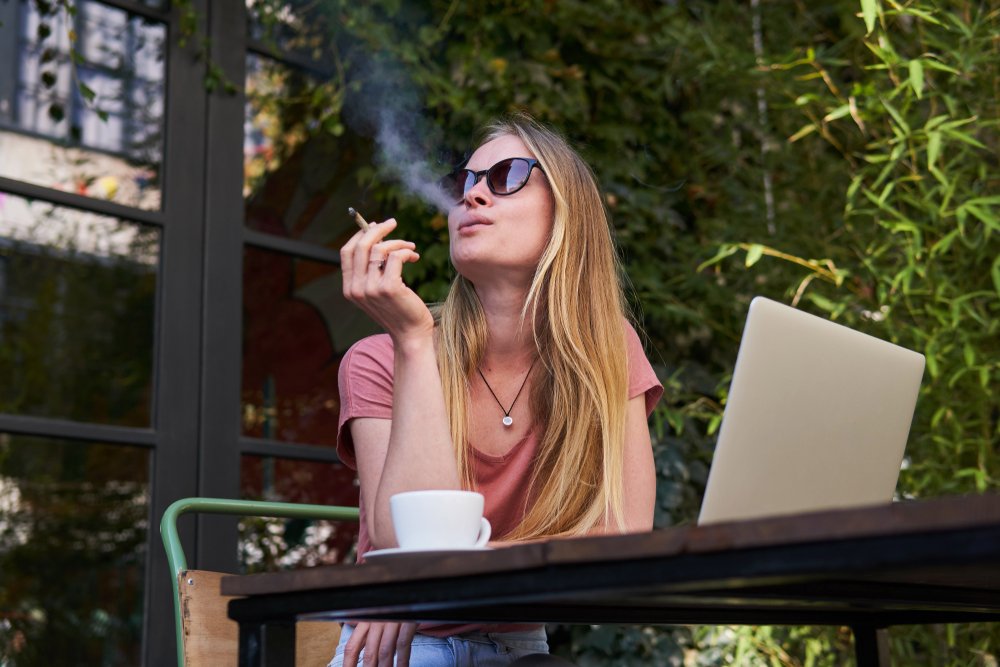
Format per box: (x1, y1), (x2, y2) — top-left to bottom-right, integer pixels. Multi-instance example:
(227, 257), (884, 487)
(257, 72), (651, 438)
(0, 0), (996, 665)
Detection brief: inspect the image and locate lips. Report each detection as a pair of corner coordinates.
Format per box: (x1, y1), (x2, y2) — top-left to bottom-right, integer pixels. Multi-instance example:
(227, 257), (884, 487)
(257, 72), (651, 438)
(457, 216), (492, 232)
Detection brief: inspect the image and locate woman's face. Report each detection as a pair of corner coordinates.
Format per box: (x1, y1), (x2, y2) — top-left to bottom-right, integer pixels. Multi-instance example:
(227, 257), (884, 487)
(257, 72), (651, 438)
(447, 134), (554, 285)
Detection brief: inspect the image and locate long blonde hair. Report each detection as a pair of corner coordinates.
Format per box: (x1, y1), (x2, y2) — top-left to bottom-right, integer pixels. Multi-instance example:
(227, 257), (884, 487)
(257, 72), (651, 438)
(434, 114), (631, 540)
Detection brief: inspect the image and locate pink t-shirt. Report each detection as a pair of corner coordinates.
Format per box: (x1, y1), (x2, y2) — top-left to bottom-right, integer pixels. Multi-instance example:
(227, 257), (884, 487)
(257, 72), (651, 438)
(336, 321), (663, 635)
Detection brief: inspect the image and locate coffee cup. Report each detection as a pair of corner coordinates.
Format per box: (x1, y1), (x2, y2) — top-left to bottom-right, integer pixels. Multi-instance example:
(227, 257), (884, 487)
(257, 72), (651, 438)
(390, 490), (492, 550)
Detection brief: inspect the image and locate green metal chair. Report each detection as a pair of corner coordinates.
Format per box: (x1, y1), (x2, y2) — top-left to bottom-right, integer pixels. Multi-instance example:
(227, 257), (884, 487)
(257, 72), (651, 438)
(160, 497), (360, 667)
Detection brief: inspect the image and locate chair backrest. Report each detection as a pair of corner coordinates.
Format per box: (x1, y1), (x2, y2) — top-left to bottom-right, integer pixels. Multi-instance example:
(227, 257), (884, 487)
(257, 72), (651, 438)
(161, 498), (360, 667)
(177, 570), (342, 667)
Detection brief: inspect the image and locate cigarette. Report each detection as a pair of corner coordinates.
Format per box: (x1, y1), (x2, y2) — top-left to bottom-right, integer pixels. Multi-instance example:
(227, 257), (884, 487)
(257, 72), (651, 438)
(348, 207), (369, 232)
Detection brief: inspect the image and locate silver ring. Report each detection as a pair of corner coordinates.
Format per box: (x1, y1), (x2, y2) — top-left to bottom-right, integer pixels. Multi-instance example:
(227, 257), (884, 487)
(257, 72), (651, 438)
(370, 258), (386, 271)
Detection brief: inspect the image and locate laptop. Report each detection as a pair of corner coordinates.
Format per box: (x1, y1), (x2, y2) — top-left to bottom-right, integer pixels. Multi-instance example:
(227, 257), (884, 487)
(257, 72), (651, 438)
(697, 297), (925, 525)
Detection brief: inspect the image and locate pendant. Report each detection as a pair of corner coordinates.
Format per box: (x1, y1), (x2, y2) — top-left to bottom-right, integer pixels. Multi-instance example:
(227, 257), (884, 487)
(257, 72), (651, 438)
(502, 415), (513, 427)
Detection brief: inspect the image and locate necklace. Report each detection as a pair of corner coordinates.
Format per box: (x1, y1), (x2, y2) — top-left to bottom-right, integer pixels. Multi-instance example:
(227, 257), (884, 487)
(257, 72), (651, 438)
(477, 359), (537, 427)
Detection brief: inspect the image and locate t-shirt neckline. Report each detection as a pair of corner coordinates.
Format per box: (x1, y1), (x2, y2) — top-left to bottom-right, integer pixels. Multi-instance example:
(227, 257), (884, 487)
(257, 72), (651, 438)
(470, 426), (537, 463)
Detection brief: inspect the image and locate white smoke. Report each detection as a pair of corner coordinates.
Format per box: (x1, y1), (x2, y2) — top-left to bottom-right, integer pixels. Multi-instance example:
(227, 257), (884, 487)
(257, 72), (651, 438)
(342, 52), (458, 215)
(375, 108), (455, 214)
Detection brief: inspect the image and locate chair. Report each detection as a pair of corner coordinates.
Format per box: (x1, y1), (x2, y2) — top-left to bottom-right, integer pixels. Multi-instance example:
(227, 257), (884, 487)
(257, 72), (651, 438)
(160, 497), (360, 667)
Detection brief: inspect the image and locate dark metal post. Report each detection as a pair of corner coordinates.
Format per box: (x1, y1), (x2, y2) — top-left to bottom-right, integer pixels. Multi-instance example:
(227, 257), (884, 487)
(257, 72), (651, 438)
(852, 624), (890, 667)
(238, 620), (296, 667)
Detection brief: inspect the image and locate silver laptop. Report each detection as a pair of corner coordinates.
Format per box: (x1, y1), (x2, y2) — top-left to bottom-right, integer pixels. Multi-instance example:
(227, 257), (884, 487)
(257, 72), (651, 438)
(697, 297), (925, 525)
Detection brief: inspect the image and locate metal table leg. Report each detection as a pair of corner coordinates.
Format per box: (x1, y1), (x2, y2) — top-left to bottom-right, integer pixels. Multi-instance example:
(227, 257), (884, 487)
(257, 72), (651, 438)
(238, 619), (296, 667)
(852, 624), (891, 667)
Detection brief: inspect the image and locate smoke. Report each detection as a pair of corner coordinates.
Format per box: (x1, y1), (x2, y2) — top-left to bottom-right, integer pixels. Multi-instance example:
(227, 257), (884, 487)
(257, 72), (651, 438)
(342, 52), (459, 214)
(375, 108), (456, 214)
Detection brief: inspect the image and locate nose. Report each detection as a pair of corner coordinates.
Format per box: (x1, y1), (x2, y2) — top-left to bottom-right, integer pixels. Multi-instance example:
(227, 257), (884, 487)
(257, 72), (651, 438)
(463, 176), (491, 207)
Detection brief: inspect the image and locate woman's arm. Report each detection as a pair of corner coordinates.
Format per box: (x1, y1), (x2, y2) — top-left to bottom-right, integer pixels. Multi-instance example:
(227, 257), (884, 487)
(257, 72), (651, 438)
(591, 394), (656, 535)
(341, 219), (460, 549)
(351, 338), (460, 549)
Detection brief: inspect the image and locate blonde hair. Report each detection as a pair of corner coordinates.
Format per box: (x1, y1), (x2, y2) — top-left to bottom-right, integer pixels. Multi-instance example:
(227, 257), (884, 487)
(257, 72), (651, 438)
(434, 114), (631, 540)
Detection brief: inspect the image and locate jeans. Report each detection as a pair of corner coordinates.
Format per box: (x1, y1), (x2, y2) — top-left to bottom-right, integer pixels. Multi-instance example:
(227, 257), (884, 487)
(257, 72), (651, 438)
(328, 623), (549, 666)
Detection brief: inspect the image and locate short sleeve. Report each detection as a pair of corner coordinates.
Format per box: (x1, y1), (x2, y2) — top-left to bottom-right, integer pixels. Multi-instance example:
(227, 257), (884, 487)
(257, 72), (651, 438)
(624, 321), (663, 417)
(336, 334), (395, 469)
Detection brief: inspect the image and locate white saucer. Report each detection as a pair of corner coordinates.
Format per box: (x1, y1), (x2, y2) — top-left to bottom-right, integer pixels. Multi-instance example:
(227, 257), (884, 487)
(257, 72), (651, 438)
(364, 546), (493, 562)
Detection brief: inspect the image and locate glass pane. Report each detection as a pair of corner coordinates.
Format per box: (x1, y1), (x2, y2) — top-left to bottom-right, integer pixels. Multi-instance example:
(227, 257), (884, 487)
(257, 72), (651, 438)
(244, 53), (377, 246)
(241, 245), (379, 447)
(0, 1), (165, 210)
(239, 455), (360, 573)
(0, 192), (158, 426)
(0, 434), (148, 665)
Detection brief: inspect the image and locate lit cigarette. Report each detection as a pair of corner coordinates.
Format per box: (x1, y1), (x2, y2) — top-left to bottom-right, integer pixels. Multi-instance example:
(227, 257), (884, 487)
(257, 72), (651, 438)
(348, 207), (369, 232)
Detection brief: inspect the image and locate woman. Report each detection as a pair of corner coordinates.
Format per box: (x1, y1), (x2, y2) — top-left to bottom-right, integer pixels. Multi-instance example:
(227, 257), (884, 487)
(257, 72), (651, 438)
(332, 114), (662, 666)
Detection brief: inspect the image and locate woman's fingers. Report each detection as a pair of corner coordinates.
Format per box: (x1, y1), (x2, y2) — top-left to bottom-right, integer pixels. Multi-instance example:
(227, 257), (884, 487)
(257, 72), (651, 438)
(376, 622), (400, 666)
(351, 219), (397, 278)
(339, 229), (363, 282)
(380, 248), (421, 277)
(362, 623), (384, 667)
(338, 217), (433, 337)
(395, 623), (417, 667)
(342, 622), (369, 666)
(342, 219), (414, 290)
(369, 239), (417, 267)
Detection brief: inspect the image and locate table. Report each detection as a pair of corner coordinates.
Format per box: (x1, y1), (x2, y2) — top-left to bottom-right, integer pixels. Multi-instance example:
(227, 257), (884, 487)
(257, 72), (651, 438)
(225, 494), (1000, 666)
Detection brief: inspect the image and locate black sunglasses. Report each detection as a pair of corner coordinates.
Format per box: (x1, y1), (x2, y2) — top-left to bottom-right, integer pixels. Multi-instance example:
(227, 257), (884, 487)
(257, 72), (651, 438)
(441, 157), (545, 203)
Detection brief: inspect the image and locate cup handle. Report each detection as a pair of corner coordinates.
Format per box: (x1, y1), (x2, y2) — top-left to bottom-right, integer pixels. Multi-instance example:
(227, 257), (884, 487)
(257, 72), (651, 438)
(473, 517), (492, 548)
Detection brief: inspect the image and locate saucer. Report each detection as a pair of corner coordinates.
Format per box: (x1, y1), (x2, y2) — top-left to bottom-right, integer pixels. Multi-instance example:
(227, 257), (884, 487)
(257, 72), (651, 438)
(364, 546), (493, 562)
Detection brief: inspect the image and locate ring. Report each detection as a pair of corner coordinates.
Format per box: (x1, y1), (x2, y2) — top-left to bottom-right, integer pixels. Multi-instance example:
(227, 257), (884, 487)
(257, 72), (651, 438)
(370, 258), (386, 271)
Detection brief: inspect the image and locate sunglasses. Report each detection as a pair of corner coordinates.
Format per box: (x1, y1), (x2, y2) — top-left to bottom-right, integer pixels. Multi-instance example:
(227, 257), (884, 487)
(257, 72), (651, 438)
(441, 157), (545, 203)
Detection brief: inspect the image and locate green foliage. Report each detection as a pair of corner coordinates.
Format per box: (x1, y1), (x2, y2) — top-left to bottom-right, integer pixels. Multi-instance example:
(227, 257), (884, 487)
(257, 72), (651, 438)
(281, 0), (999, 662)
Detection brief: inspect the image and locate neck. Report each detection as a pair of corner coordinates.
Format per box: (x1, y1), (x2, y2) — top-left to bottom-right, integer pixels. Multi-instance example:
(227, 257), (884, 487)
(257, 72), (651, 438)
(473, 281), (537, 370)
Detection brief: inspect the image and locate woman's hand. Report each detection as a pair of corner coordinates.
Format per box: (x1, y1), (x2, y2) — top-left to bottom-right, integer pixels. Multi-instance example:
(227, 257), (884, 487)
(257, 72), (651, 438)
(342, 621), (418, 666)
(341, 218), (434, 343)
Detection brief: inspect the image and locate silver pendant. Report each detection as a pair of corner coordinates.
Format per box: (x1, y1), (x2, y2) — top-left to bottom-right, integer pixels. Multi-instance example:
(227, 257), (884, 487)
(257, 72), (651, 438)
(502, 415), (513, 427)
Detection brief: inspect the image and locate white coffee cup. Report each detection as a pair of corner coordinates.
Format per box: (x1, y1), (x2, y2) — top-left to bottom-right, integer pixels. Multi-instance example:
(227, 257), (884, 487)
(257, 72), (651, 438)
(390, 490), (492, 550)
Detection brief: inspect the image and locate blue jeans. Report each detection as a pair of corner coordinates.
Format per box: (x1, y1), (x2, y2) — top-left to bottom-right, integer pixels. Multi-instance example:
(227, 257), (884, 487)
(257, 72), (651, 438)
(328, 623), (549, 666)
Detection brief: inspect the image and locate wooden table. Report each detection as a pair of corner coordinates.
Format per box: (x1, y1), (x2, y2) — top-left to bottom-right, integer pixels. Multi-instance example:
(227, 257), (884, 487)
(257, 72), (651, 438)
(224, 494), (1000, 666)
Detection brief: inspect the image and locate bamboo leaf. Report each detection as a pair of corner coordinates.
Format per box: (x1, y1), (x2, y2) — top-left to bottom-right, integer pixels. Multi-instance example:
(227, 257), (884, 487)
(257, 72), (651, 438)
(878, 182), (895, 205)
(926, 130), (941, 168)
(930, 229), (958, 256)
(864, 41), (897, 66)
(943, 11), (974, 37)
(900, 7), (943, 26)
(860, 0), (878, 34)
(924, 115), (949, 131)
(939, 116), (978, 130)
(696, 245), (739, 272)
(881, 98), (910, 135)
(963, 343), (975, 367)
(788, 124), (817, 142)
(963, 205), (1000, 232)
(922, 59), (960, 75)
(908, 59), (924, 99)
(925, 348), (939, 378)
(823, 105), (851, 122)
(942, 128), (987, 150)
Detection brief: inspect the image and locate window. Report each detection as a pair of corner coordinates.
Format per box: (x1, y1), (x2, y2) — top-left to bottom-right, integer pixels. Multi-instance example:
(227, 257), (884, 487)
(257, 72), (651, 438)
(0, 2), (369, 662)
